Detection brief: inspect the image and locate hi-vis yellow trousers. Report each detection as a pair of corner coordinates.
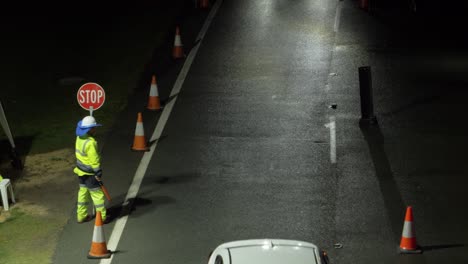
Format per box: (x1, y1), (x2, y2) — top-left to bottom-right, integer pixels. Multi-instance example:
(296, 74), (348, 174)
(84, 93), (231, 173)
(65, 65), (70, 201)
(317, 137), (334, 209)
(77, 174), (106, 221)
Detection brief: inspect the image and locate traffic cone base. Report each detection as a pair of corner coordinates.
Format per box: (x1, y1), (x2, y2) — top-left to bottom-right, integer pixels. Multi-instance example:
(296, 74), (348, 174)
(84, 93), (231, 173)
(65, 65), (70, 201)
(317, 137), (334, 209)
(88, 248), (111, 259)
(399, 246), (423, 254)
(399, 206), (423, 254)
(147, 98), (162, 111)
(147, 75), (162, 111)
(132, 112), (150, 151)
(87, 211), (112, 259)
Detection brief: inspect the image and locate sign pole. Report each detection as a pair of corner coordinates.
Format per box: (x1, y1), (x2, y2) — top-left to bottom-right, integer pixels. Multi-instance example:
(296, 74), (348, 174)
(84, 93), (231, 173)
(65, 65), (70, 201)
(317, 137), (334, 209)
(89, 106), (94, 117)
(0, 100), (23, 170)
(0, 100), (15, 149)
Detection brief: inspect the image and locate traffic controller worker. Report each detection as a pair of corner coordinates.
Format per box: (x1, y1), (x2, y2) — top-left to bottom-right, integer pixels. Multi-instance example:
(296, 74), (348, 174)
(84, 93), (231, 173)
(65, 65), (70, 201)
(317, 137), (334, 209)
(74, 116), (108, 223)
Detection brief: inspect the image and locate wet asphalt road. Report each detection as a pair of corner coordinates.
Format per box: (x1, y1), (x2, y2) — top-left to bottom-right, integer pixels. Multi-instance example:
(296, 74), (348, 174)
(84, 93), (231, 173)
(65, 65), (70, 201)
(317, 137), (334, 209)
(54, 0), (468, 263)
(113, 0), (338, 263)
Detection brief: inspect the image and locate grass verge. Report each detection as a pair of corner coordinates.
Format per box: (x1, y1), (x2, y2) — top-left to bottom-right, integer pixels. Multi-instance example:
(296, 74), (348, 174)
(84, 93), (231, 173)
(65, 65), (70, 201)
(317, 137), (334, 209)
(0, 209), (66, 264)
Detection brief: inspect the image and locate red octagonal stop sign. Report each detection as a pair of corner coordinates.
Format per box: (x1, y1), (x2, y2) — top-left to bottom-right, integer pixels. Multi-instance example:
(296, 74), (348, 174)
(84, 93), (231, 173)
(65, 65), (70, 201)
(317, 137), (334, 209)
(77, 82), (106, 111)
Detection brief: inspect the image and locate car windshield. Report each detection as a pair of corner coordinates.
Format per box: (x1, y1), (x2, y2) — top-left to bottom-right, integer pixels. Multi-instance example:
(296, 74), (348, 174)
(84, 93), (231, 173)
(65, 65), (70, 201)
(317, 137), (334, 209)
(229, 245), (318, 264)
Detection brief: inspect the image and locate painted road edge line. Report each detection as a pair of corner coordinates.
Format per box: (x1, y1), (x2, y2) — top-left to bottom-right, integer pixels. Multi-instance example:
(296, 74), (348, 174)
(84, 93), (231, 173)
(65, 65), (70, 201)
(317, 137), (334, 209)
(99, 1), (223, 263)
(333, 0), (343, 33)
(325, 116), (337, 164)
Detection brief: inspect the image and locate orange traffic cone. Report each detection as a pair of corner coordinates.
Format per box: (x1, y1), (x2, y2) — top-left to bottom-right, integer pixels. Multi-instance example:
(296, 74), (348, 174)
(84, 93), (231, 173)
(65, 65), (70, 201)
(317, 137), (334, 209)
(198, 0), (210, 8)
(359, 0), (369, 11)
(172, 26), (185, 59)
(399, 206), (422, 254)
(131, 112), (149, 151)
(87, 211), (111, 259)
(147, 75), (162, 111)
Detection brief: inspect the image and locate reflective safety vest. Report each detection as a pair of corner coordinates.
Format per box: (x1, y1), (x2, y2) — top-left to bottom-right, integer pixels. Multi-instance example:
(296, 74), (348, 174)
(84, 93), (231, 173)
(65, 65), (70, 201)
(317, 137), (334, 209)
(74, 135), (101, 176)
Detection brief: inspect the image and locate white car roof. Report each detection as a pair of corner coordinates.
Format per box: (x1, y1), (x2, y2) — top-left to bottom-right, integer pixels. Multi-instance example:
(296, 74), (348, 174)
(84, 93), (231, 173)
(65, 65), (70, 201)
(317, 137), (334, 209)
(210, 239), (322, 264)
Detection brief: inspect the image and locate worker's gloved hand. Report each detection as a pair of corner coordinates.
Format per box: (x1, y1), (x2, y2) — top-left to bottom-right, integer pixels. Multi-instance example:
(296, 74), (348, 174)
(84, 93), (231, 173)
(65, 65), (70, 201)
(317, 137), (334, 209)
(95, 169), (103, 181)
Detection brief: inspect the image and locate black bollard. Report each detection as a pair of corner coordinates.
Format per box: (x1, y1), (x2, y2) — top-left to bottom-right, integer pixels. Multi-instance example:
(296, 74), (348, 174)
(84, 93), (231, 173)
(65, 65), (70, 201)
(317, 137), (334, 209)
(10, 148), (23, 170)
(359, 66), (377, 125)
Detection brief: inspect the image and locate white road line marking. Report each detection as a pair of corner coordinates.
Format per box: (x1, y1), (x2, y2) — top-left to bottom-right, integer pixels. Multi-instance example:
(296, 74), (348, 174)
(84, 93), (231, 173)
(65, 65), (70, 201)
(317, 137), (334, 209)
(99, 1), (223, 263)
(333, 0), (343, 33)
(325, 116), (337, 164)
(326, 2), (340, 163)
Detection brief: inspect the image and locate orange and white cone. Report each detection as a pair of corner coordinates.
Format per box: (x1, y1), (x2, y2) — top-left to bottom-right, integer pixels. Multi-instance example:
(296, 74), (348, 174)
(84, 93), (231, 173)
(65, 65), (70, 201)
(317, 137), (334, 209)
(399, 206), (422, 254)
(198, 0), (210, 8)
(172, 26), (185, 59)
(147, 75), (162, 111)
(87, 211), (111, 259)
(359, 0), (369, 11)
(131, 112), (149, 151)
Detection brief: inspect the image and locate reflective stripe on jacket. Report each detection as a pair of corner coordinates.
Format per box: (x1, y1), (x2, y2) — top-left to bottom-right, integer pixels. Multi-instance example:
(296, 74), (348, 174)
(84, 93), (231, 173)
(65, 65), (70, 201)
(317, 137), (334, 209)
(74, 135), (101, 176)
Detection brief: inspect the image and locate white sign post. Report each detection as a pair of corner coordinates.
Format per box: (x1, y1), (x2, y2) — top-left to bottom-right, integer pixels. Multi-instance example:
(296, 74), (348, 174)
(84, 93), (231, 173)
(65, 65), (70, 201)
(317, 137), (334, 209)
(0, 100), (23, 169)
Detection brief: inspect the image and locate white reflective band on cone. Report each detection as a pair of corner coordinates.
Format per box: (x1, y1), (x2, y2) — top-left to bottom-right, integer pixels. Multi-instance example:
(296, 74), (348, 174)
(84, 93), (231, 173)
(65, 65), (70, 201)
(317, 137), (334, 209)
(174, 36), (182, 46)
(150, 84), (159, 96)
(134, 123), (144, 136)
(402, 221), (415, 238)
(93, 226), (106, 243)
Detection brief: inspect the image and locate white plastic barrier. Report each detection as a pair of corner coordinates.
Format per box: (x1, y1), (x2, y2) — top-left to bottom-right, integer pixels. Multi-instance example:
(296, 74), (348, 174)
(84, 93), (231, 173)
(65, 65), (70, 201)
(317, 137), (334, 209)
(0, 178), (16, 211)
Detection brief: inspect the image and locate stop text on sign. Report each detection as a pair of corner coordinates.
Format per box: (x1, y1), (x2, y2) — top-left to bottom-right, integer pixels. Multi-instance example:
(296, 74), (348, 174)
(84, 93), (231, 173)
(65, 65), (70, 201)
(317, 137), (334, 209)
(78, 89), (104, 104)
(77, 83), (106, 111)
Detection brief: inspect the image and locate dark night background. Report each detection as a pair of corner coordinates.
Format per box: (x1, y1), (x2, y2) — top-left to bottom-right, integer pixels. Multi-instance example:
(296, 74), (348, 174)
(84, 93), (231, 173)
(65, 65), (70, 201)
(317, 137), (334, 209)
(1, 0), (468, 59)
(2, 0), (468, 263)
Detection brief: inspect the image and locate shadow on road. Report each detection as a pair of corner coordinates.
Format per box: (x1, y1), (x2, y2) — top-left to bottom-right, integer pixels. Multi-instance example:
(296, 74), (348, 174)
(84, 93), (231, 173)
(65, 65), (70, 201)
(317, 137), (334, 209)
(106, 194), (175, 223)
(102, 174), (198, 223)
(421, 243), (465, 252)
(360, 121), (405, 242)
(150, 172), (201, 185)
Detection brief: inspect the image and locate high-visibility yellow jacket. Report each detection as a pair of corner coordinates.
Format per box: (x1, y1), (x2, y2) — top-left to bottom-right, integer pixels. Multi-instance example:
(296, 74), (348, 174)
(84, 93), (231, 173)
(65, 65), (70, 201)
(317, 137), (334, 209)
(74, 135), (101, 176)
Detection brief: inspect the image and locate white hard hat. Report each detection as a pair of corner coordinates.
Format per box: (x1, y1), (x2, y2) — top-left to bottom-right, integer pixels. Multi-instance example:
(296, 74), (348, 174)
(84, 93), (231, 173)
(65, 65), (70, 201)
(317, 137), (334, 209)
(81, 116), (99, 128)
(76, 116), (102, 136)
